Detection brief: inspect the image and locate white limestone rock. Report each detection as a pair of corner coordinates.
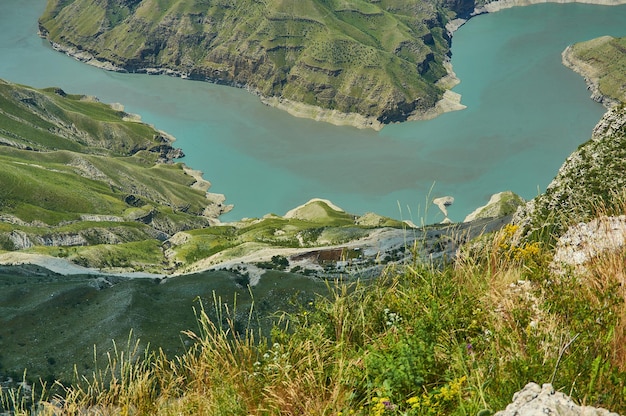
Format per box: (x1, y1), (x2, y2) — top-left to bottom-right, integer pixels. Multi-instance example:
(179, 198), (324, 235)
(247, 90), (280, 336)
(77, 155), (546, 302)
(495, 383), (620, 416)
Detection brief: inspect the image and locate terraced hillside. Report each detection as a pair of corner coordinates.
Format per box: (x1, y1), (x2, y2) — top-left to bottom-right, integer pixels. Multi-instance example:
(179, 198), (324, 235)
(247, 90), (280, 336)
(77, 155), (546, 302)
(0, 79), (228, 272)
(38, 0), (468, 126)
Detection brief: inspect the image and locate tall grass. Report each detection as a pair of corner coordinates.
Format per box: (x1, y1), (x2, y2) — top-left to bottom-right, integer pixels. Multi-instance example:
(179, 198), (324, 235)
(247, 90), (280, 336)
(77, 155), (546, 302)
(3, 207), (626, 415)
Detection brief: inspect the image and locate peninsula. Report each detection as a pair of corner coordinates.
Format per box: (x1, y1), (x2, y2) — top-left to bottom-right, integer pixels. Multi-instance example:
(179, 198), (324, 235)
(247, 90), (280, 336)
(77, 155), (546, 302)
(37, 0), (626, 129)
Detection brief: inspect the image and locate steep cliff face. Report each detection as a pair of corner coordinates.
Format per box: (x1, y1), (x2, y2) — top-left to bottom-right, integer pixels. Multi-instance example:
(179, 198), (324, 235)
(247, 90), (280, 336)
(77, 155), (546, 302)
(38, 0), (462, 125)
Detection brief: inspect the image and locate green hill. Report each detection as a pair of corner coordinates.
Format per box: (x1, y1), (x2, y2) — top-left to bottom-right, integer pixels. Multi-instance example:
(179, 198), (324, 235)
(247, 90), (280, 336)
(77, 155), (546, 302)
(562, 36), (626, 106)
(38, 0), (469, 126)
(0, 79), (227, 272)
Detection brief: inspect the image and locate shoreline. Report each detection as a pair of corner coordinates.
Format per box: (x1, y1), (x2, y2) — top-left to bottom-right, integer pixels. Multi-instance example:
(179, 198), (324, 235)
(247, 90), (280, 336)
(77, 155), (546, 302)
(39, 0), (626, 130)
(259, 96), (385, 131)
(561, 37), (621, 109)
(474, 0), (626, 14)
(11, 0), (623, 277)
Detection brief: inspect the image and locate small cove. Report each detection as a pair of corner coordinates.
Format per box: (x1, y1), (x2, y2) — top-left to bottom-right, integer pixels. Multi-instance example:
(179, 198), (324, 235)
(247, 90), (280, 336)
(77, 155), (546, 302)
(1, 1), (625, 223)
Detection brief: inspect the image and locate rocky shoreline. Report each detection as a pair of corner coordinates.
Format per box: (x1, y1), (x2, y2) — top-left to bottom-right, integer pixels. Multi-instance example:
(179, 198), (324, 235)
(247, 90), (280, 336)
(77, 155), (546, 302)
(561, 37), (621, 108)
(41, 35), (466, 131)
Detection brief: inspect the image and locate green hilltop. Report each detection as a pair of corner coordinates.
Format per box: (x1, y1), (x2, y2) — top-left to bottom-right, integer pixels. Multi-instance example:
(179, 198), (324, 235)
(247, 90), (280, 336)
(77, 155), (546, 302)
(38, 0), (471, 126)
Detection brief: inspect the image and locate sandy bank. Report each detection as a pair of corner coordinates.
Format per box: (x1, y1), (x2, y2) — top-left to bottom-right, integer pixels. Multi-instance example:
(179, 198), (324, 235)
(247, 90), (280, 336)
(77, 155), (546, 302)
(260, 96), (385, 130)
(261, 59), (466, 130)
(261, 90), (467, 130)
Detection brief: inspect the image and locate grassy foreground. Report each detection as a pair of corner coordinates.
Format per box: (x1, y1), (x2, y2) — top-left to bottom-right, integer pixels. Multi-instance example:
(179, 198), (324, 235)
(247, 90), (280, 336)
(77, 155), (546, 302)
(3, 207), (625, 415)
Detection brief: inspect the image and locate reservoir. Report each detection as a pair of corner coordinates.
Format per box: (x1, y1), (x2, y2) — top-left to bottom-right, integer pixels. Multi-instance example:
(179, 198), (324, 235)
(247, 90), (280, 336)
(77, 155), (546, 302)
(1, 0), (625, 223)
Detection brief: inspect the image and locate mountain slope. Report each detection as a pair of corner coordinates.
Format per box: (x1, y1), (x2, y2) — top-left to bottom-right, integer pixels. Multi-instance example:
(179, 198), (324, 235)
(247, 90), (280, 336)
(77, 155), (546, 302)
(0, 78), (228, 271)
(38, 0), (464, 126)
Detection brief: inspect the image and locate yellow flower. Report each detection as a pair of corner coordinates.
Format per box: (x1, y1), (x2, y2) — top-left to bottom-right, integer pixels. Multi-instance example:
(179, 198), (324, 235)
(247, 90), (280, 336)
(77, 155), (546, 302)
(406, 396), (420, 409)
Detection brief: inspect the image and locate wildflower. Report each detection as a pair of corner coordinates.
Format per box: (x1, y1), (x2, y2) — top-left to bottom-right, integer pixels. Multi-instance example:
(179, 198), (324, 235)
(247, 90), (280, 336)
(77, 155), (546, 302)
(371, 397), (394, 416)
(383, 400), (396, 411)
(406, 396), (420, 409)
(383, 309), (403, 327)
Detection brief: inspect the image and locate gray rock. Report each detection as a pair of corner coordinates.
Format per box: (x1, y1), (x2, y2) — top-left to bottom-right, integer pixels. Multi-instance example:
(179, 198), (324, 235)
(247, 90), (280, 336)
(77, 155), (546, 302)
(495, 383), (620, 416)
(9, 230), (34, 250)
(41, 233), (88, 247)
(552, 215), (626, 273)
(433, 196), (455, 221)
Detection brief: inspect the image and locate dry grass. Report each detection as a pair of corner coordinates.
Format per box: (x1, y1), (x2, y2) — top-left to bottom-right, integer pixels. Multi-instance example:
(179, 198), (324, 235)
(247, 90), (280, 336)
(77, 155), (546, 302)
(583, 244), (626, 371)
(4, 209), (626, 415)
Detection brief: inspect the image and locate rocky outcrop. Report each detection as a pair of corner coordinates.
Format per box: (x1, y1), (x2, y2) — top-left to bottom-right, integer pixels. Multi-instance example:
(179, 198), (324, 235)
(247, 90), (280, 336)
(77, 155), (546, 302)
(9, 231), (34, 250)
(433, 196), (455, 223)
(551, 215), (626, 273)
(464, 191), (524, 222)
(495, 383), (620, 416)
(40, 233), (89, 247)
(513, 106), (626, 239)
(5, 228), (142, 249)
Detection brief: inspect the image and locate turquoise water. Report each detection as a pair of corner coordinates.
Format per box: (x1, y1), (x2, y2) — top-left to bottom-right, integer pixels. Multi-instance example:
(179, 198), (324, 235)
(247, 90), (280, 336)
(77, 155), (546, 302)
(1, 1), (625, 223)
